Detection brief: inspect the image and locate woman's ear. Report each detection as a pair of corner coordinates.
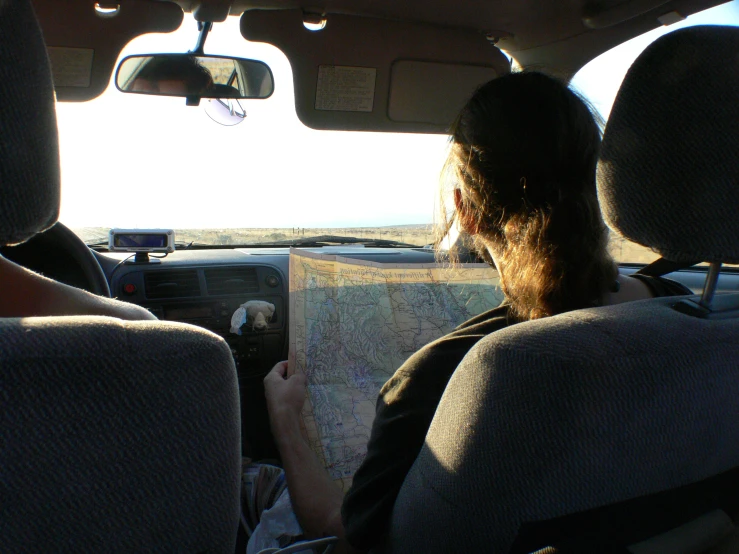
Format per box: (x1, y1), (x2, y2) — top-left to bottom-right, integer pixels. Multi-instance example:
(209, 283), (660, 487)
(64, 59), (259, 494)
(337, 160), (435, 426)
(454, 189), (478, 235)
(453, 188), (463, 211)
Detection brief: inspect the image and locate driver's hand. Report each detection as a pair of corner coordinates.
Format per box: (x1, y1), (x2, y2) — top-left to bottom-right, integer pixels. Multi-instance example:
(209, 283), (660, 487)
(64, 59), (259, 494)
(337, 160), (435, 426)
(264, 360), (307, 431)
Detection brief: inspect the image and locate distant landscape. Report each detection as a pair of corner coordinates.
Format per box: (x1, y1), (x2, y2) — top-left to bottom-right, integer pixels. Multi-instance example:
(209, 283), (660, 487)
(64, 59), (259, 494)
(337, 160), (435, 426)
(74, 225), (658, 264)
(607, 235), (657, 264)
(74, 224), (437, 249)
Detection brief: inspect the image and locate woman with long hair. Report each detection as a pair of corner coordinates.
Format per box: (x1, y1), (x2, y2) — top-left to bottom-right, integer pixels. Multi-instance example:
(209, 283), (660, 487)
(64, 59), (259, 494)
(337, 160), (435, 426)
(260, 71), (690, 553)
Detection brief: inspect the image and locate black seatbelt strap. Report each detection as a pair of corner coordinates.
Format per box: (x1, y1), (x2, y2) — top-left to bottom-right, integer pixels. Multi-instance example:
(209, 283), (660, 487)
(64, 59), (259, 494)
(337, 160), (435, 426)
(511, 464), (739, 554)
(636, 257), (700, 277)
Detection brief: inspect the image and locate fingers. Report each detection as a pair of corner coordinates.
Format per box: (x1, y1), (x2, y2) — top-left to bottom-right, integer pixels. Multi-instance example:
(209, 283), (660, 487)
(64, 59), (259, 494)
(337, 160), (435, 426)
(287, 360), (301, 378)
(274, 360), (289, 376)
(264, 361), (288, 385)
(293, 371), (307, 386)
(264, 360), (307, 388)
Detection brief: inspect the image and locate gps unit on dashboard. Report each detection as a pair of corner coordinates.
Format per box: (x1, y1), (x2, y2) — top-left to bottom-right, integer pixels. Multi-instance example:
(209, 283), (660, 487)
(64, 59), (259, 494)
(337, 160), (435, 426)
(109, 228), (175, 264)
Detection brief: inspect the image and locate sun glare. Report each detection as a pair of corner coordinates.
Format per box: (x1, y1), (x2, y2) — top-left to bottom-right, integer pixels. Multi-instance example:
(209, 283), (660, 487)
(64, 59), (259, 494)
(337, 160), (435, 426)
(55, 16), (446, 231)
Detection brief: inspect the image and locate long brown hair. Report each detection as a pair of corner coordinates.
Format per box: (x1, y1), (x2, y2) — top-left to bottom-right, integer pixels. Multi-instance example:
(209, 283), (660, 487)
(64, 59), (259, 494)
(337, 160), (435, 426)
(438, 71), (616, 320)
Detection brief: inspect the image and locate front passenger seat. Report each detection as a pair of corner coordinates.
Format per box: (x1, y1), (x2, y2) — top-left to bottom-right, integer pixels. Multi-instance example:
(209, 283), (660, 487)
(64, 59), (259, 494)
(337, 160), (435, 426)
(381, 25), (739, 553)
(0, 1), (241, 551)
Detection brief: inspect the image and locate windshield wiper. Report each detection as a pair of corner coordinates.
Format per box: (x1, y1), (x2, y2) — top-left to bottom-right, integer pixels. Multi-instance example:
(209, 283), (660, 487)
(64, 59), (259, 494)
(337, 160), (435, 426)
(85, 240), (110, 250)
(173, 241), (212, 250)
(258, 235), (423, 248)
(85, 235), (427, 250)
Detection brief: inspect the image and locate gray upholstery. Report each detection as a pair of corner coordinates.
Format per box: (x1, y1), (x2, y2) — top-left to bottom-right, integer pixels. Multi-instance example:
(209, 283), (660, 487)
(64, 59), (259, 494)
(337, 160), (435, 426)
(0, 317), (241, 553)
(1, 1), (242, 551)
(384, 297), (739, 552)
(0, 0), (60, 246)
(380, 21), (739, 554)
(597, 26), (739, 263)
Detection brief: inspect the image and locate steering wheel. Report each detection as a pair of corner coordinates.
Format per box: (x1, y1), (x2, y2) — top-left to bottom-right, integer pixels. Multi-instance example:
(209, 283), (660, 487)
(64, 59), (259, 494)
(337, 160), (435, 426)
(0, 222), (111, 298)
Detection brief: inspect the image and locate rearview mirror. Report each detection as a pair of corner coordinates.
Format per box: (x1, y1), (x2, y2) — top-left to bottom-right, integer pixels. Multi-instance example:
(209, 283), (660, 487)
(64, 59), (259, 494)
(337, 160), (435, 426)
(115, 54), (274, 99)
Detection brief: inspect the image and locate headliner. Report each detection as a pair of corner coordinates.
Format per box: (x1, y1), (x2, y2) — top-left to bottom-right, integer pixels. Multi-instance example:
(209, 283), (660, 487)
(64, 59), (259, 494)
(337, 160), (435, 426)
(176, 0), (727, 58)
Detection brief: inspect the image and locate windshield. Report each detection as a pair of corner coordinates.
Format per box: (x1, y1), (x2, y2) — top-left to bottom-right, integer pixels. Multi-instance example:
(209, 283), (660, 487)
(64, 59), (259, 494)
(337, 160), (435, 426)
(57, 2), (739, 255)
(56, 16), (447, 247)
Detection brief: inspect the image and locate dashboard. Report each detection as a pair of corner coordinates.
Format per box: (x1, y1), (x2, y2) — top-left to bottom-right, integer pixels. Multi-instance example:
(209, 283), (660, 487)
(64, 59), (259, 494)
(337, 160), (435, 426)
(5, 235), (738, 458)
(97, 246), (441, 458)
(111, 259), (287, 374)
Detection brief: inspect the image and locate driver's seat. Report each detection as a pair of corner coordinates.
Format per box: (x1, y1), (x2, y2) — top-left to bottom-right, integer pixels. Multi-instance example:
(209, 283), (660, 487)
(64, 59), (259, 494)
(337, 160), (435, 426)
(0, 1), (240, 551)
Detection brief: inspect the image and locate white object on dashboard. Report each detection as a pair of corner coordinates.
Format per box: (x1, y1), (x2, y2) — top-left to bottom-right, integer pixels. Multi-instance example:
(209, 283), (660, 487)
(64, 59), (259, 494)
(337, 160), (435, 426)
(230, 300), (276, 335)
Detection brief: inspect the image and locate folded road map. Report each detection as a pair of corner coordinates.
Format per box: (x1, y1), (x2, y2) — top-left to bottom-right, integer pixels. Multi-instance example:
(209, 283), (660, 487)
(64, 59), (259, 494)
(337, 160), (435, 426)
(288, 248), (502, 490)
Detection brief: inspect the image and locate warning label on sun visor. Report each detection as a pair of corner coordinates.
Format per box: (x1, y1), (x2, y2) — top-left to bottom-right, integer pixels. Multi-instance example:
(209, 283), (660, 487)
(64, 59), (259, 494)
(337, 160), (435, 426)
(315, 66), (377, 112)
(47, 47), (94, 88)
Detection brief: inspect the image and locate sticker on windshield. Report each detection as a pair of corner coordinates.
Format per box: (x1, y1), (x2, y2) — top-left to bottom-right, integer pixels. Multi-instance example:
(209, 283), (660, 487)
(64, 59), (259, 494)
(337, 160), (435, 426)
(47, 47), (94, 88)
(315, 65), (376, 112)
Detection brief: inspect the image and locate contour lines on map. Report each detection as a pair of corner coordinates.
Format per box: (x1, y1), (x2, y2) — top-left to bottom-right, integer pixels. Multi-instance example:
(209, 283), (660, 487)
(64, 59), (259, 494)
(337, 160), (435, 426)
(288, 248), (503, 489)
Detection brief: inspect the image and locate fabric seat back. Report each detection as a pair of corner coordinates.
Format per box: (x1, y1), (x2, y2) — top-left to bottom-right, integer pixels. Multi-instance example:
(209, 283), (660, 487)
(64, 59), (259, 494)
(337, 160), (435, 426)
(1, 317), (241, 552)
(0, 1), (242, 550)
(383, 296), (739, 552)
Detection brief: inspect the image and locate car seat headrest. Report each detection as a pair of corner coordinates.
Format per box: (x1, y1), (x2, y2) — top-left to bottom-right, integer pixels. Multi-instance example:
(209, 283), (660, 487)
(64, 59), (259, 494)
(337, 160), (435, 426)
(597, 25), (739, 264)
(0, 0), (60, 246)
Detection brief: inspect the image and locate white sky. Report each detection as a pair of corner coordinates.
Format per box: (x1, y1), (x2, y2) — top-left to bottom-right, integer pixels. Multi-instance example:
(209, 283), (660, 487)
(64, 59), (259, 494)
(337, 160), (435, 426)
(571, 0), (739, 120)
(55, 1), (739, 230)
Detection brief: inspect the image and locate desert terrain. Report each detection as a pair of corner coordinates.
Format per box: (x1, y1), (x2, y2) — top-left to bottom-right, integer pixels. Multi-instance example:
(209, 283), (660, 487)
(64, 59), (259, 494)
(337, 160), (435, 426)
(74, 225), (658, 264)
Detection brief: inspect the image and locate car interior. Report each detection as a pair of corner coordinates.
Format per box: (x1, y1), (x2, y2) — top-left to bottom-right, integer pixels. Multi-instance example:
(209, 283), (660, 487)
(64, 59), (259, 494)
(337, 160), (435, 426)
(2, 0), (739, 552)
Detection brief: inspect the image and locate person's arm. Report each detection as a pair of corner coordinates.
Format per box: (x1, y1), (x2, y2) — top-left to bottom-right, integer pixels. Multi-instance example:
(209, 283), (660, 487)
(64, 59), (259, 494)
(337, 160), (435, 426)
(0, 255), (156, 320)
(263, 361), (363, 554)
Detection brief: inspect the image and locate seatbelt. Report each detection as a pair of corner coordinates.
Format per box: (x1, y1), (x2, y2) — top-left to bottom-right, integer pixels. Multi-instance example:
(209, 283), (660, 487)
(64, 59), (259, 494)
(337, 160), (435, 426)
(511, 464), (739, 554)
(635, 257), (699, 278)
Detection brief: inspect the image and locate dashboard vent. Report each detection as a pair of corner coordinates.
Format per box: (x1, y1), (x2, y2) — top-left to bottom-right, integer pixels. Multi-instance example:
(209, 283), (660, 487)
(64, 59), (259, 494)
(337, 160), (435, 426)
(144, 270), (201, 299)
(205, 267), (259, 295)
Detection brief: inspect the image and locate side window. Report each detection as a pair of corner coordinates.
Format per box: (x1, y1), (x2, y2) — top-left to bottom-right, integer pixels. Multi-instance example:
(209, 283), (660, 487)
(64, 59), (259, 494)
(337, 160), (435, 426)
(571, 1), (739, 265)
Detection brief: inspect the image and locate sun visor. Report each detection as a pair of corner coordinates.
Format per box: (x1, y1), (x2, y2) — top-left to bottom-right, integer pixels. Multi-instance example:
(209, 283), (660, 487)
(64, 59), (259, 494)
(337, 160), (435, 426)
(388, 61), (499, 125)
(32, 0), (183, 102)
(241, 10), (511, 133)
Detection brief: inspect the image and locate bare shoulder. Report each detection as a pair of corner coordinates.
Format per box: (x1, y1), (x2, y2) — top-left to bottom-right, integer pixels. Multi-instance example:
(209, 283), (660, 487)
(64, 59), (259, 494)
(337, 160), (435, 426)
(94, 295), (157, 321)
(603, 274), (654, 307)
(0, 255), (156, 320)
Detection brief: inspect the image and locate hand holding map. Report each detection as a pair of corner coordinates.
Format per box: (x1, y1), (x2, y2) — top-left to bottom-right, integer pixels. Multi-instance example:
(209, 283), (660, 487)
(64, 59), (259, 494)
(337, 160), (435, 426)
(264, 361), (307, 426)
